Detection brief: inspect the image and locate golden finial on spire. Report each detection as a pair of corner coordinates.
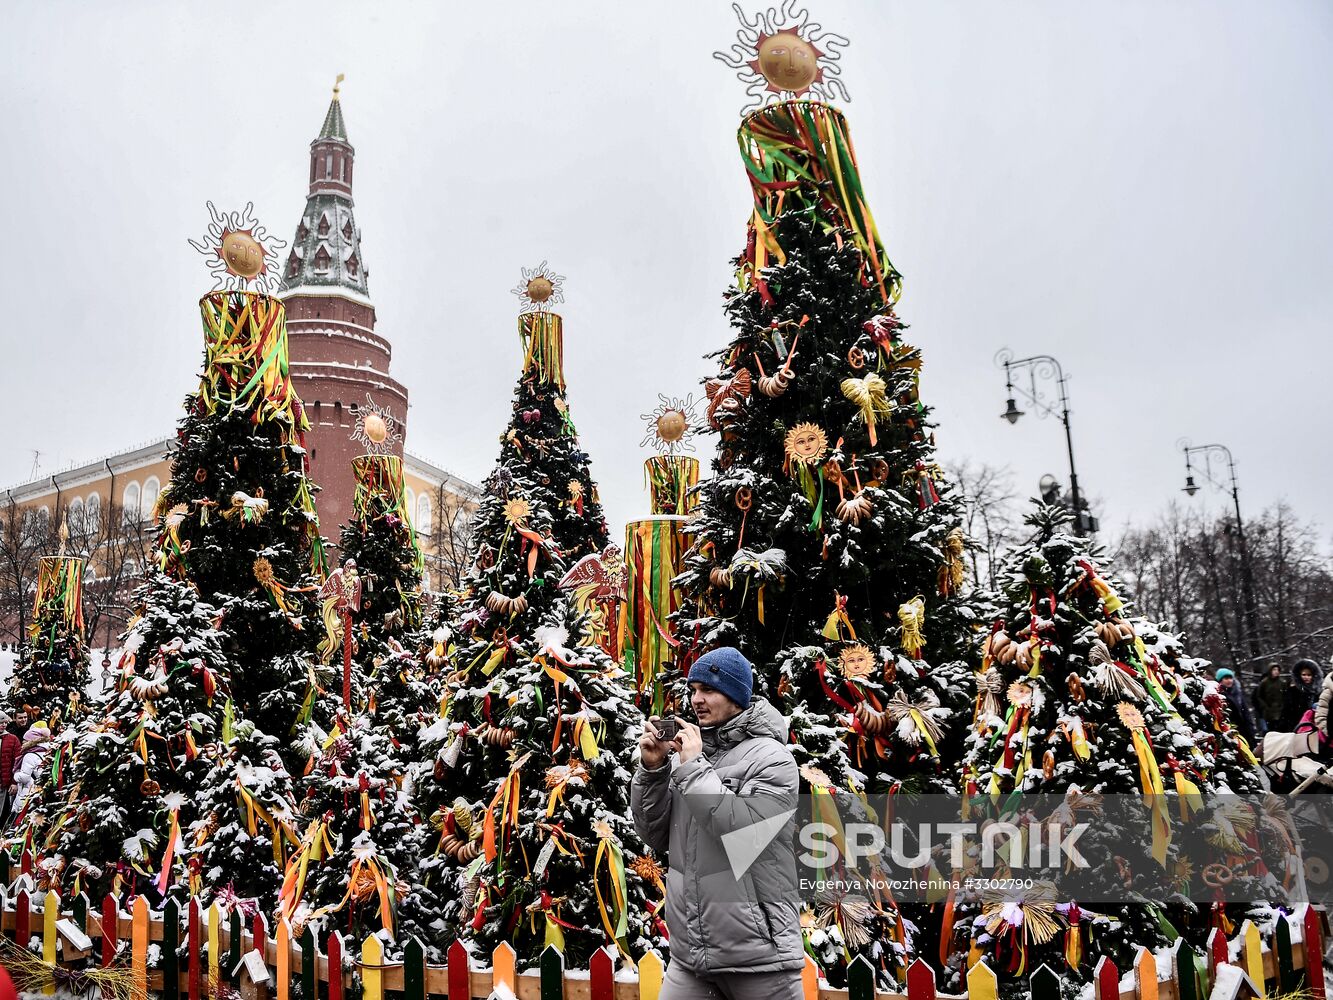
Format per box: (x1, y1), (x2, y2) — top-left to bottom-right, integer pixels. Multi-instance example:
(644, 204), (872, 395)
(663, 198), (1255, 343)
(333, 73), (345, 100)
(58, 515), (69, 557)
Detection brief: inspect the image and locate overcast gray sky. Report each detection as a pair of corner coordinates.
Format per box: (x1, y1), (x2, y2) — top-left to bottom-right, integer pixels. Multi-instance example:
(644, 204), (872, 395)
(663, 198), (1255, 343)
(3, 1), (1330, 543)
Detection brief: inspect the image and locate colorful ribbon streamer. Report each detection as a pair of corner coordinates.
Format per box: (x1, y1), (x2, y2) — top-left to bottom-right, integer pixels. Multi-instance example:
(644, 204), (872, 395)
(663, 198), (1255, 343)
(620, 518), (686, 715)
(737, 101), (901, 306)
(520, 313), (566, 390)
(644, 455), (700, 516)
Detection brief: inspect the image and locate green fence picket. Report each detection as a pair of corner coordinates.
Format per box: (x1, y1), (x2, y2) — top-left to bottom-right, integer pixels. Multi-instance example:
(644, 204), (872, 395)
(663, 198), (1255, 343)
(1030, 963), (1060, 1000)
(540, 944), (564, 1000)
(404, 938), (426, 1000)
(162, 898), (180, 1000)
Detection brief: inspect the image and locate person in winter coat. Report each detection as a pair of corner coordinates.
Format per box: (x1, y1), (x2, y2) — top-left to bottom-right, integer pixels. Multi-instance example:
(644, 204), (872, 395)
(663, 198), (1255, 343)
(12, 720), (52, 818)
(1281, 659), (1323, 732)
(632, 647), (803, 1000)
(0, 712), (20, 826)
(1215, 669), (1257, 745)
(1250, 663), (1286, 736)
(1310, 656), (1333, 744)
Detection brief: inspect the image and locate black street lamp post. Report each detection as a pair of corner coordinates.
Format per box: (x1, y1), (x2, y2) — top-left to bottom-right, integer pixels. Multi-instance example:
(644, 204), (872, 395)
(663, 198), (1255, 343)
(1180, 441), (1262, 666)
(996, 349), (1095, 536)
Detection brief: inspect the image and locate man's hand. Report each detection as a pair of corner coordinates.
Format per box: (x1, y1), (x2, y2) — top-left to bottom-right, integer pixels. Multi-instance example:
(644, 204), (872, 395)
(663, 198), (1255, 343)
(677, 721), (703, 764)
(639, 717), (669, 770)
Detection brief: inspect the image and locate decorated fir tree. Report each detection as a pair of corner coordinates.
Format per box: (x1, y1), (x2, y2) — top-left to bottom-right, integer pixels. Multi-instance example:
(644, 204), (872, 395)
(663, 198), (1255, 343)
(953, 504), (1267, 985)
(275, 452), (441, 947)
(8, 203), (325, 908)
(158, 202), (327, 751)
(282, 705), (430, 948)
(676, 10), (980, 979)
(10, 530), (91, 723)
(343, 453), (439, 768)
(25, 573), (299, 909)
(415, 271), (661, 968)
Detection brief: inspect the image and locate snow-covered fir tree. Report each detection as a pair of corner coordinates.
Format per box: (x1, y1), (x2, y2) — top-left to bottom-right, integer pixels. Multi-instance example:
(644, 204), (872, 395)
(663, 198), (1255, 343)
(276, 453), (440, 948)
(953, 504), (1268, 988)
(415, 282), (662, 968)
(10, 547), (91, 724)
(22, 575), (299, 909)
(156, 287), (326, 757)
(676, 28), (979, 980)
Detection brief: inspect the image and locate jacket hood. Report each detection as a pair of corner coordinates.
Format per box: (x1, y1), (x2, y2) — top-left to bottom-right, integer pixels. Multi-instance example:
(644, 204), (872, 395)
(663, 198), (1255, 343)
(706, 696), (789, 751)
(22, 723), (50, 744)
(1292, 659), (1324, 686)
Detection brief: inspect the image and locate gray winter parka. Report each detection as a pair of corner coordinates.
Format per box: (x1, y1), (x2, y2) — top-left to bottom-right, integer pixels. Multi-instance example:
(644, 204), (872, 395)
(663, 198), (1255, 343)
(630, 698), (803, 975)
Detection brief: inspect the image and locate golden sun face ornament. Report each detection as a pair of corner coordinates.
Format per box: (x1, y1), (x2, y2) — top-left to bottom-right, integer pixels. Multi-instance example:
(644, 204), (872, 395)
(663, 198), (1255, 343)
(189, 201), (287, 294)
(640, 393), (702, 455)
(784, 422), (828, 466)
(350, 395), (402, 455)
(715, 0), (850, 113)
(837, 643), (876, 681)
(511, 261), (565, 314)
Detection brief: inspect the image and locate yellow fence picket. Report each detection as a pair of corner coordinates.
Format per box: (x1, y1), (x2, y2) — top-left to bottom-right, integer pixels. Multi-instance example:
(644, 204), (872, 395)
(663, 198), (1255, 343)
(209, 903), (221, 998)
(42, 889), (59, 996)
(638, 951), (664, 1000)
(492, 942), (517, 996)
(967, 958), (998, 1000)
(131, 896), (149, 1000)
(361, 934), (384, 1000)
(1135, 947), (1158, 1000)
(1240, 920), (1265, 998)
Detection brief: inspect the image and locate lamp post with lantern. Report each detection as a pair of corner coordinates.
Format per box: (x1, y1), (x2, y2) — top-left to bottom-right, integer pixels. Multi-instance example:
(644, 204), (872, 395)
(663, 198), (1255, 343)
(1180, 441), (1262, 666)
(996, 349), (1096, 536)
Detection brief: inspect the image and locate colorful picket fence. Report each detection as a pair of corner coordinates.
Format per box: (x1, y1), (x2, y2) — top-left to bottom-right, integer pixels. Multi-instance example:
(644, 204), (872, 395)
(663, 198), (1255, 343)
(0, 874), (1324, 1000)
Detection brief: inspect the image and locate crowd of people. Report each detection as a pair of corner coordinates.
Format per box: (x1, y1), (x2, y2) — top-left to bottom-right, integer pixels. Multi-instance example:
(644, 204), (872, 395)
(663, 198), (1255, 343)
(1215, 656), (1333, 747)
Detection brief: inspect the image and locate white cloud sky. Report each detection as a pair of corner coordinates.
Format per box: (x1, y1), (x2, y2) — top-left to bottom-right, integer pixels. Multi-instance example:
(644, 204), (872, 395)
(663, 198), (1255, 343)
(2, 0), (1330, 544)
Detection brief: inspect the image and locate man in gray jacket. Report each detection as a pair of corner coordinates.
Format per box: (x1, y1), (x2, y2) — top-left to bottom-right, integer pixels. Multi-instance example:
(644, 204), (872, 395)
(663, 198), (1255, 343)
(631, 647), (804, 1000)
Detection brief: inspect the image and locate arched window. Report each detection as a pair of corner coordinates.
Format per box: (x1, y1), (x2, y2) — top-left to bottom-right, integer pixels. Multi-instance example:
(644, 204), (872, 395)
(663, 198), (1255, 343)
(122, 482), (141, 525)
(141, 477), (161, 522)
(415, 493), (432, 534)
(83, 564), (97, 585)
(404, 487), (416, 527)
(85, 493), (101, 533)
(422, 570), (432, 591)
(68, 497), (84, 533)
(35, 506), (50, 534)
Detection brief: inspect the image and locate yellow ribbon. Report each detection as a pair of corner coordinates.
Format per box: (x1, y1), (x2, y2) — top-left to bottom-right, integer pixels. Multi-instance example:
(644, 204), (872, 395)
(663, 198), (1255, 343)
(822, 594), (857, 641)
(593, 836), (631, 962)
(908, 708), (940, 757)
(278, 819), (335, 923)
(1129, 729), (1170, 865)
(1175, 771), (1203, 822)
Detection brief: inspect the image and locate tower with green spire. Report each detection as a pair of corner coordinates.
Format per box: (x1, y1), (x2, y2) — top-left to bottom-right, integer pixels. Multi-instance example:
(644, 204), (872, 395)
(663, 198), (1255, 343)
(279, 76), (410, 530)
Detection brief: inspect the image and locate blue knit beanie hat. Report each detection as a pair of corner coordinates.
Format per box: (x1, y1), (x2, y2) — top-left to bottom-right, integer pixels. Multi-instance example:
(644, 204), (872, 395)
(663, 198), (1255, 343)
(1215, 668), (1235, 681)
(688, 647), (754, 709)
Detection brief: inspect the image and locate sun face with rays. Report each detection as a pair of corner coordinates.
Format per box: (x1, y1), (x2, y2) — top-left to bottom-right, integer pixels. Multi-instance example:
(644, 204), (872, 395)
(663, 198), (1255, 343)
(511, 261), (566, 313)
(640, 393), (702, 454)
(714, 0), (850, 113)
(188, 201), (287, 294)
(350, 394), (402, 455)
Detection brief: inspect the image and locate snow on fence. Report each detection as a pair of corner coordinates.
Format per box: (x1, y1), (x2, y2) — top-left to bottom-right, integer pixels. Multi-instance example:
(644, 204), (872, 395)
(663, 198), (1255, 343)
(0, 855), (1325, 1000)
